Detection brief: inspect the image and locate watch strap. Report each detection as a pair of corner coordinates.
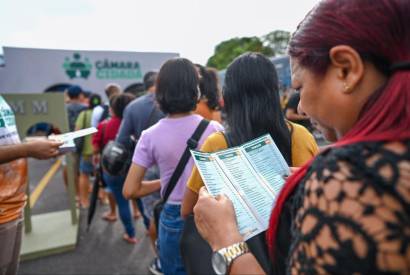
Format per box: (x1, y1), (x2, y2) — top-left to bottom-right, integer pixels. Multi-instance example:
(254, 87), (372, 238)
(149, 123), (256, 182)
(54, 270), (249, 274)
(218, 242), (249, 268)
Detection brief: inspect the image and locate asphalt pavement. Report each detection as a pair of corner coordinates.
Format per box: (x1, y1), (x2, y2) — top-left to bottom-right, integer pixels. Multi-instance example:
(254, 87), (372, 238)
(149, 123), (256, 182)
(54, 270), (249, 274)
(18, 158), (154, 275)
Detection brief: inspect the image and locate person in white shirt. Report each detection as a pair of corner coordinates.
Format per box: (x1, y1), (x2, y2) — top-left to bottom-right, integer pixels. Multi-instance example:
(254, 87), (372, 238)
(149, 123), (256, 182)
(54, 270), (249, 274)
(91, 83), (122, 127)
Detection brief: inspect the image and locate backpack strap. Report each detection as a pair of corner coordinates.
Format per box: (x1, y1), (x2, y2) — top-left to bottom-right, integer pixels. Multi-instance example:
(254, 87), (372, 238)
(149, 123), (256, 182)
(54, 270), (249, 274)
(82, 110), (87, 128)
(162, 119), (210, 203)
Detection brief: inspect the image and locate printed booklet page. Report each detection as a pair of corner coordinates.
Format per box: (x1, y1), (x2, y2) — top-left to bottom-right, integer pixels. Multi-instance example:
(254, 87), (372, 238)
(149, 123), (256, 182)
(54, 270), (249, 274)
(191, 134), (289, 240)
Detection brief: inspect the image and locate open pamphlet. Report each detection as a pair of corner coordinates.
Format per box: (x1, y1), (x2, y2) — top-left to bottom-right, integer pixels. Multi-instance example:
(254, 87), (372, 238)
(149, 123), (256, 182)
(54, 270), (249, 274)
(48, 127), (98, 153)
(191, 134), (290, 240)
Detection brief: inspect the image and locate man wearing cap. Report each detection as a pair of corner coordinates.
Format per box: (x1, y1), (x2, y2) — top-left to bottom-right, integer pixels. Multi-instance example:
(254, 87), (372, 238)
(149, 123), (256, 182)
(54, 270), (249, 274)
(63, 85), (87, 192)
(66, 85), (87, 132)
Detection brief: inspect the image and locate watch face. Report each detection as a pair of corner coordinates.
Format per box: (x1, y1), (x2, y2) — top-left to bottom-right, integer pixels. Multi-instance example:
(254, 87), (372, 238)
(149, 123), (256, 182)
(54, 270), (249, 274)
(212, 252), (227, 275)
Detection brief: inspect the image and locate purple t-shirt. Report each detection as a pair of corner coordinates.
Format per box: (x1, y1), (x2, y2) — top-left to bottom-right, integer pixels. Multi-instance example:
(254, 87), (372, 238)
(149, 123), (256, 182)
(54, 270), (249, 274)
(133, 114), (224, 204)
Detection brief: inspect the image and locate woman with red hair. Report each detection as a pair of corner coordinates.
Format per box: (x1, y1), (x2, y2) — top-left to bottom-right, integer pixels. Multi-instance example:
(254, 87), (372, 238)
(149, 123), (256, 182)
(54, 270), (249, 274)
(193, 0), (410, 274)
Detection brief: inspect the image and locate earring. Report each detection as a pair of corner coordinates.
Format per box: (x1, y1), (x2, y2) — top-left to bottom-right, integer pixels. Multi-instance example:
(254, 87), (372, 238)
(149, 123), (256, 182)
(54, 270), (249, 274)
(343, 82), (350, 92)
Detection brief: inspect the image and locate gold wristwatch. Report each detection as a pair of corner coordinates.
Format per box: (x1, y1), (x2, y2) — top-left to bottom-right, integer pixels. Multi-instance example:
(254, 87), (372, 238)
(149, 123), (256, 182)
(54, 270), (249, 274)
(211, 241), (249, 275)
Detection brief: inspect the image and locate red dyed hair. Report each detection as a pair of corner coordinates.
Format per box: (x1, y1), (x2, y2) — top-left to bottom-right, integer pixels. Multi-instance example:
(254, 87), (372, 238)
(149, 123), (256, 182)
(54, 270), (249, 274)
(267, 0), (410, 258)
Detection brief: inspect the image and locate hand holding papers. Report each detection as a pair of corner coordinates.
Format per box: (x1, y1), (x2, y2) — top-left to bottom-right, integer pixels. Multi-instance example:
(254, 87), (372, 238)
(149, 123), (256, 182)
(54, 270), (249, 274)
(49, 127), (98, 153)
(191, 134), (289, 240)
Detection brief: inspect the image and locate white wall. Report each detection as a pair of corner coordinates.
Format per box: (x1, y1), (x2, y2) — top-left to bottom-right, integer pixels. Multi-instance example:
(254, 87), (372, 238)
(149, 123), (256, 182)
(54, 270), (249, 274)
(0, 47), (178, 95)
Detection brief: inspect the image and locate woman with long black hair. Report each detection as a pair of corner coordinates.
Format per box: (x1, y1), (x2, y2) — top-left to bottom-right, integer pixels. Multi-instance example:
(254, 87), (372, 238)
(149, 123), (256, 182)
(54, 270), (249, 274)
(181, 52), (318, 273)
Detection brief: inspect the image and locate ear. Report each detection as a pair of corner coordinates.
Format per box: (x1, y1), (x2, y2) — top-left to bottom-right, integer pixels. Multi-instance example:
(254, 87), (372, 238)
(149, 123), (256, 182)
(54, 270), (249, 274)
(329, 45), (364, 94)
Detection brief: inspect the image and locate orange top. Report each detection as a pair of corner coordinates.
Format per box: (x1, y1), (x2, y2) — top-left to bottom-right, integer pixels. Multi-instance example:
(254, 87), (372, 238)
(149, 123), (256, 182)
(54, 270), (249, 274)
(0, 158), (28, 223)
(0, 95), (28, 224)
(194, 100), (222, 123)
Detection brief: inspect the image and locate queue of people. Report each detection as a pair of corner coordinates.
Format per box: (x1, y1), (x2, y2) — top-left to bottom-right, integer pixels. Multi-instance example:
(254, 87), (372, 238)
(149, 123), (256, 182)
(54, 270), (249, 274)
(115, 53), (312, 275)
(1, 0), (409, 274)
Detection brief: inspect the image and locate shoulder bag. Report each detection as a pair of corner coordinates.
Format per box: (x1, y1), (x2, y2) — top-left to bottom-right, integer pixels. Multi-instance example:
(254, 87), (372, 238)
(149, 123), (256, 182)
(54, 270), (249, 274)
(101, 105), (158, 176)
(153, 119), (210, 232)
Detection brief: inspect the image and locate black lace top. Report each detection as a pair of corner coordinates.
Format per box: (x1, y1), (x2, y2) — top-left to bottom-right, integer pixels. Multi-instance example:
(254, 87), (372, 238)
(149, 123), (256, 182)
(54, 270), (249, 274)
(274, 140), (410, 274)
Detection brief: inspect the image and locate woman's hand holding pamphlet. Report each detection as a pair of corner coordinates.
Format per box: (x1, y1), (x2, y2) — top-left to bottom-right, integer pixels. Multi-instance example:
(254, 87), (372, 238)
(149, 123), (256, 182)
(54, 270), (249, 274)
(190, 134), (289, 240)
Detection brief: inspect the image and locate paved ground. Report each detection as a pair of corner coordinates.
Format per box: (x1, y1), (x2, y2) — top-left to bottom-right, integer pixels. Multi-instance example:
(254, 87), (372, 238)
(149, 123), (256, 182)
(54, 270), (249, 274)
(18, 159), (154, 275)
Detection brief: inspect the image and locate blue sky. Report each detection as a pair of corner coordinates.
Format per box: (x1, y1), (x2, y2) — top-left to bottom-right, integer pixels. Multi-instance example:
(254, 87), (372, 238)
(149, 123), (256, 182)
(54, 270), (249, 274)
(0, 0), (319, 64)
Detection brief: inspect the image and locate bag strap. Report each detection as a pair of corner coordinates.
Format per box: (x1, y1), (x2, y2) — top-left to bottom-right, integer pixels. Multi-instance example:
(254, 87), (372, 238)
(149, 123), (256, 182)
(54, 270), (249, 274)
(162, 119), (210, 203)
(81, 110), (86, 129)
(131, 104), (158, 146)
(99, 122), (107, 152)
(98, 122), (108, 185)
(286, 120), (294, 138)
(222, 131), (234, 148)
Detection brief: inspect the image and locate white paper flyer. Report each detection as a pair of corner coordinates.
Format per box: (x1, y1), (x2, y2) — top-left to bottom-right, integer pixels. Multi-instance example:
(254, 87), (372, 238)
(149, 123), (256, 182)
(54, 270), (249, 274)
(191, 134), (289, 240)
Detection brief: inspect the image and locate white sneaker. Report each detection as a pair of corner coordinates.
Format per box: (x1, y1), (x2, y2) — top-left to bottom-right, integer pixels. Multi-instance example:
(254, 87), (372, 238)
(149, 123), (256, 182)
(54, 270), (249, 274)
(148, 258), (163, 275)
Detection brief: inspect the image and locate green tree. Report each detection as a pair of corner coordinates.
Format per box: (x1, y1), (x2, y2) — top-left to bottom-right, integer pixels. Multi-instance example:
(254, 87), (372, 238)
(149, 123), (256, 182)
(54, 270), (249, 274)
(206, 36), (273, 70)
(262, 30), (291, 56)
